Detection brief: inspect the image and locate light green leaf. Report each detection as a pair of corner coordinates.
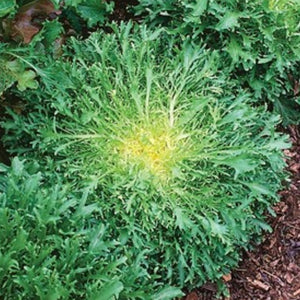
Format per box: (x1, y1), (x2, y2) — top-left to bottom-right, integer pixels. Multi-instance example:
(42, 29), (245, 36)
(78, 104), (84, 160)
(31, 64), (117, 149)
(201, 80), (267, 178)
(64, 0), (84, 6)
(10, 228), (28, 251)
(0, 164), (9, 173)
(0, 0), (16, 17)
(11, 157), (25, 176)
(179, 97), (210, 125)
(17, 70), (39, 91)
(6, 60), (23, 73)
(226, 37), (243, 63)
(251, 219), (272, 232)
(75, 0), (114, 27)
(152, 286), (184, 300)
(5, 60), (39, 92)
(144, 28), (164, 41)
(265, 136), (291, 150)
(216, 12), (240, 30)
(186, 0), (208, 16)
(89, 280), (124, 300)
(213, 154), (259, 179)
(246, 182), (276, 197)
(208, 218), (228, 242)
(220, 107), (248, 125)
(174, 207), (194, 230)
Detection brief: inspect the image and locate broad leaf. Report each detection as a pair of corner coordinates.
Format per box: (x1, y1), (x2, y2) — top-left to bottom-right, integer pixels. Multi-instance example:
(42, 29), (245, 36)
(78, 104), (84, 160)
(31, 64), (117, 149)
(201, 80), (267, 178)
(89, 280), (124, 300)
(152, 286), (184, 300)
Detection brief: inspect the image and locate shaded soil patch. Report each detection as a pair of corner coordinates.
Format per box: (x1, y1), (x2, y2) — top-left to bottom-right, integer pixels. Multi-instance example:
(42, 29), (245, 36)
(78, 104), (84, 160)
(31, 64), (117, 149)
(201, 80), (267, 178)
(184, 125), (300, 300)
(0, 135), (10, 165)
(109, 0), (139, 22)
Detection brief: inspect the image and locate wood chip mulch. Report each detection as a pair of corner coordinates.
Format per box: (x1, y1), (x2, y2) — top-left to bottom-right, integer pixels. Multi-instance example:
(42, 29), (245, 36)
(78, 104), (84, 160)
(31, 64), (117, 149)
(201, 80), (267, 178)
(184, 125), (300, 300)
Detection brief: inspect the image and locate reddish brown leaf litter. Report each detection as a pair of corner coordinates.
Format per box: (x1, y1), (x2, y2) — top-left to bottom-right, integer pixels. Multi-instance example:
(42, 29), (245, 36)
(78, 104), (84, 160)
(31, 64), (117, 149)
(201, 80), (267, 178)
(2, 0), (60, 43)
(183, 125), (300, 300)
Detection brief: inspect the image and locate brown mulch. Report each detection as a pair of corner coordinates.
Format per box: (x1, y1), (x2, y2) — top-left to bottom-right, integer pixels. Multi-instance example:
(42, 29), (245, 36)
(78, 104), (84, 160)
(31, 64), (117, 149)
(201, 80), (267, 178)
(184, 125), (300, 300)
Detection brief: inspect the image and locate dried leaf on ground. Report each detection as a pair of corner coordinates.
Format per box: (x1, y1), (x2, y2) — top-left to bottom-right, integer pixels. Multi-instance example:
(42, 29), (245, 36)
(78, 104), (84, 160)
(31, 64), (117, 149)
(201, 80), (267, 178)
(3, 0), (60, 43)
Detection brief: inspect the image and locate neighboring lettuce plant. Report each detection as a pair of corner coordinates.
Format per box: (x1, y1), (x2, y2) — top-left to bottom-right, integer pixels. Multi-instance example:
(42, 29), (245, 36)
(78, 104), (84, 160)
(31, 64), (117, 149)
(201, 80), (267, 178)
(134, 0), (300, 124)
(1, 24), (290, 298)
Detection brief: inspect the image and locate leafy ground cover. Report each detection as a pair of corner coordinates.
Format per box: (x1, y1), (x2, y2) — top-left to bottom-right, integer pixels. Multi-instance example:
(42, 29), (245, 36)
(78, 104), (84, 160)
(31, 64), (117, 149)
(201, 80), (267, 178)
(0, 0), (299, 299)
(134, 0), (300, 125)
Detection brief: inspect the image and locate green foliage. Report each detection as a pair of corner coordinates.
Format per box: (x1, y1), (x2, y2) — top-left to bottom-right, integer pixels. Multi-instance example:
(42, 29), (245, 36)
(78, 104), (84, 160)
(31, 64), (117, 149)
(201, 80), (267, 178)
(0, 40), (56, 96)
(0, 0), (114, 24)
(1, 24), (290, 298)
(64, 0), (114, 27)
(134, 0), (300, 124)
(0, 158), (126, 299)
(0, 0), (115, 97)
(0, 0), (16, 18)
(0, 47), (39, 95)
(0, 156), (185, 299)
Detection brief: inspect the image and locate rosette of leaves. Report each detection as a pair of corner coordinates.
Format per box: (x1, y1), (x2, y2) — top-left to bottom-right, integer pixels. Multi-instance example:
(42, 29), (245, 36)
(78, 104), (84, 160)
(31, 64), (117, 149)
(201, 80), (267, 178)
(134, 0), (300, 124)
(1, 24), (290, 297)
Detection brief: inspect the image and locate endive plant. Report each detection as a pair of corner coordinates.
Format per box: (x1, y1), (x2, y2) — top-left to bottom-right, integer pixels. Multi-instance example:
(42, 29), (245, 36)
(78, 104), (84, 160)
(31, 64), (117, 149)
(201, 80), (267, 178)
(1, 23), (290, 298)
